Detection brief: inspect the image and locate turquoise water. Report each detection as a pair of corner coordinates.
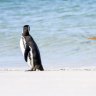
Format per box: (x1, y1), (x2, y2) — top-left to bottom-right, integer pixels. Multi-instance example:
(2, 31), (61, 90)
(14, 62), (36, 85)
(0, 0), (96, 70)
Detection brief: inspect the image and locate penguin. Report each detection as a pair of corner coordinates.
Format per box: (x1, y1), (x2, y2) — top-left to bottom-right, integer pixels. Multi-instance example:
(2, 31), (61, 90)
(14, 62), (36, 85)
(20, 25), (44, 71)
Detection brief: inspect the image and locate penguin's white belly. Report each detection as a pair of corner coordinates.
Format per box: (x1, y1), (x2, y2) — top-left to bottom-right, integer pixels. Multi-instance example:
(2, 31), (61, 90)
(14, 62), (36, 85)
(20, 37), (33, 68)
(20, 37), (25, 55)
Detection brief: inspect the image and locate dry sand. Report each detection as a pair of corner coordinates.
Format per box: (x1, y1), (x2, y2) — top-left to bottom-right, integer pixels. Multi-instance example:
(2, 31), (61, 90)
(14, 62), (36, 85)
(0, 70), (96, 96)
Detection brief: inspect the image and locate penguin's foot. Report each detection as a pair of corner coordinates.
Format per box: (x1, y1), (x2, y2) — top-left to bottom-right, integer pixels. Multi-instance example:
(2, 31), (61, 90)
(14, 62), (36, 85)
(34, 65), (44, 71)
(31, 66), (44, 71)
(25, 65), (44, 71)
(25, 68), (40, 71)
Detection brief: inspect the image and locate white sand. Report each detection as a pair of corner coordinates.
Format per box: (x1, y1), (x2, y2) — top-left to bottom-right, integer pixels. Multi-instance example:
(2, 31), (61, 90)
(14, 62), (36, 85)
(0, 70), (96, 96)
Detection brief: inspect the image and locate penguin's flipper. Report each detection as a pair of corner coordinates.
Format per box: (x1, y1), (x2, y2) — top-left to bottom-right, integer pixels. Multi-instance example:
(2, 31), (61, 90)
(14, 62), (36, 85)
(24, 44), (30, 62)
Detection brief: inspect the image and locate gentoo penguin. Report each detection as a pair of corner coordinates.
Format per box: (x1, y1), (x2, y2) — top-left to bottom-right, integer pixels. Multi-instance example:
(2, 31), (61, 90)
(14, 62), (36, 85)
(20, 25), (44, 71)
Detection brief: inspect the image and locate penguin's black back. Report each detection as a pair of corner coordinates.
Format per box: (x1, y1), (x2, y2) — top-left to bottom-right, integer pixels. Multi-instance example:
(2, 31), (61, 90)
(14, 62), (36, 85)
(23, 34), (43, 70)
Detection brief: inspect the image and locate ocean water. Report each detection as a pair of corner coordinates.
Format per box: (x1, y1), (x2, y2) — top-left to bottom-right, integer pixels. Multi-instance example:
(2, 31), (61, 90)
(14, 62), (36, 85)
(0, 0), (96, 70)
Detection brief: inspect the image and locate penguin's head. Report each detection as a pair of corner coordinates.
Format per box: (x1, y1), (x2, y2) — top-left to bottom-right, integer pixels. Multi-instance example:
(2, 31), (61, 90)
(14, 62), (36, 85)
(22, 25), (30, 36)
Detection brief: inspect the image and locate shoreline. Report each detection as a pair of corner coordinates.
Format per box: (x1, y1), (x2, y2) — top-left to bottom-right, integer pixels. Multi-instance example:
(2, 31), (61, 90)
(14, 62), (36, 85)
(0, 67), (96, 71)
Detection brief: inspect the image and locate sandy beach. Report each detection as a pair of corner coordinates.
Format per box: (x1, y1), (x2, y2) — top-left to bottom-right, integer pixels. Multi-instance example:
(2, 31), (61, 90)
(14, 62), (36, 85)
(0, 70), (96, 96)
